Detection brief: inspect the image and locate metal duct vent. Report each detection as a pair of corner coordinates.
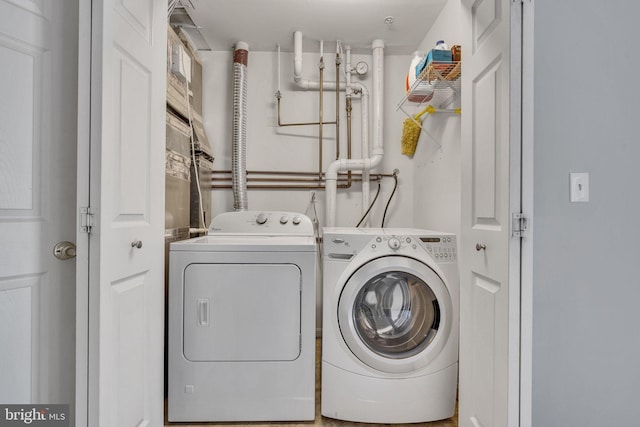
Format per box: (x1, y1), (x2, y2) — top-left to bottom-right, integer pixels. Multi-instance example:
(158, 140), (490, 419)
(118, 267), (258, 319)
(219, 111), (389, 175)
(232, 42), (249, 211)
(168, 4), (211, 51)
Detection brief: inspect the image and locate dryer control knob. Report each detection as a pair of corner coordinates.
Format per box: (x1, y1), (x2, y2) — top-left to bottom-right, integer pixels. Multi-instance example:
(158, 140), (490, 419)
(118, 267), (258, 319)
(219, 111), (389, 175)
(388, 237), (401, 250)
(256, 213), (268, 225)
(292, 216), (301, 225)
(280, 216), (289, 224)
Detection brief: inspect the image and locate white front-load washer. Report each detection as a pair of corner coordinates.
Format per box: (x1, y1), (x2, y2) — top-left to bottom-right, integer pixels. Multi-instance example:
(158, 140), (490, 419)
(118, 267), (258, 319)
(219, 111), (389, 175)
(168, 211), (317, 422)
(322, 227), (459, 423)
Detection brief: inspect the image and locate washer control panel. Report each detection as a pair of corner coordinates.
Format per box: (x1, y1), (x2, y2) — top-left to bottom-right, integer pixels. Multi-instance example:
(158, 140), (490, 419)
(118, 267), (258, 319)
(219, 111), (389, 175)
(419, 235), (457, 262)
(365, 234), (457, 263)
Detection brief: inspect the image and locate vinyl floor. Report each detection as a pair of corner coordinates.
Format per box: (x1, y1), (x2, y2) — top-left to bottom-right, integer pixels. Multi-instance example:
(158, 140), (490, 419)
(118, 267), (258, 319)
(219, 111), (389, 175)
(165, 339), (458, 427)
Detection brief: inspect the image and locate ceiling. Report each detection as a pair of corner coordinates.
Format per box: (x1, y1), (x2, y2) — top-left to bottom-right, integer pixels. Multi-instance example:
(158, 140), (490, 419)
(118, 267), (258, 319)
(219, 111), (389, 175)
(180, 0), (448, 55)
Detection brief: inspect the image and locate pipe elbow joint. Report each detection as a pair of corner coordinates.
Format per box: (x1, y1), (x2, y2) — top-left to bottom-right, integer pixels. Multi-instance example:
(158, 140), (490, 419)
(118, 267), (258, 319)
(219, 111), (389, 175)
(367, 153), (383, 170)
(372, 39), (385, 50)
(293, 61), (303, 83)
(325, 161), (341, 180)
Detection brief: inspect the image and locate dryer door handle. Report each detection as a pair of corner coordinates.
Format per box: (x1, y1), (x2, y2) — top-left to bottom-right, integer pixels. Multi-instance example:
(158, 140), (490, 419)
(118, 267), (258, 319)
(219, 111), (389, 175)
(197, 299), (210, 327)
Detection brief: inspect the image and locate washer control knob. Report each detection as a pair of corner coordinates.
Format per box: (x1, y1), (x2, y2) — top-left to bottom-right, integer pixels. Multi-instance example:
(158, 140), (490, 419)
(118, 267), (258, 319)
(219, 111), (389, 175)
(292, 216), (301, 225)
(280, 216), (289, 224)
(388, 237), (401, 250)
(256, 213), (268, 225)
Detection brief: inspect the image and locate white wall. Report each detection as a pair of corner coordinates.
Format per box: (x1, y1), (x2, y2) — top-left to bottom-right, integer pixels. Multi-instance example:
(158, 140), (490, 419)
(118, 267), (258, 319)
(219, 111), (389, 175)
(199, 47), (414, 229)
(411, 0), (462, 236)
(532, 1), (640, 426)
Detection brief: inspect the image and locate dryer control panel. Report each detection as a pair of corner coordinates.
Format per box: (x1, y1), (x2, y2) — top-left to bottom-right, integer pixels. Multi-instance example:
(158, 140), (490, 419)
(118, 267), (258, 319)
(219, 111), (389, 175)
(208, 211), (314, 236)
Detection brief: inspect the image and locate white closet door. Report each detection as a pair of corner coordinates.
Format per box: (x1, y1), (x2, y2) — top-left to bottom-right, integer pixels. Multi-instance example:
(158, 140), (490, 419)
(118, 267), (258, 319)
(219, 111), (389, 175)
(459, 0), (522, 426)
(0, 0), (77, 416)
(83, 0), (166, 425)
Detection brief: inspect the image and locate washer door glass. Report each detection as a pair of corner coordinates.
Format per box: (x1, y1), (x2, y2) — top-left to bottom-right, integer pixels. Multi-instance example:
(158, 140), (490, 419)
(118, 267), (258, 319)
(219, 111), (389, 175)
(353, 270), (439, 359)
(338, 256), (452, 373)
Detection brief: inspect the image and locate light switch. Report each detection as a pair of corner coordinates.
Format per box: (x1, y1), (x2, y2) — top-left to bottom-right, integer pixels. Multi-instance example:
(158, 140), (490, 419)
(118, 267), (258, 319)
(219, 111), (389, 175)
(570, 172), (589, 202)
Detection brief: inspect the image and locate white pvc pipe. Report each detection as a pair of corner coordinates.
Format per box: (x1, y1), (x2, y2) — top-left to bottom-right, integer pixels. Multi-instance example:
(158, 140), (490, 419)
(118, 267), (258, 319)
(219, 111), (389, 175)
(372, 39), (384, 166)
(292, 32), (381, 227)
(345, 45), (352, 94)
(293, 31), (303, 83)
(293, 31), (354, 93)
(356, 46), (369, 225)
(344, 46), (370, 223)
(325, 40), (384, 227)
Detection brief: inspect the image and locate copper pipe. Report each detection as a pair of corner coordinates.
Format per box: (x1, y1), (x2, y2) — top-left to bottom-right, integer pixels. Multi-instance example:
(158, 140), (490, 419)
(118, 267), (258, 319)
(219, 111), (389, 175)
(211, 185), (338, 190)
(345, 96), (353, 187)
(212, 170), (325, 176)
(209, 171), (394, 179)
(318, 57), (324, 180)
(210, 174), (387, 191)
(210, 176), (391, 183)
(220, 177), (326, 183)
(276, 95), (336, 127)
(335, 54), (340, 160)
(212, 169), (396, 177)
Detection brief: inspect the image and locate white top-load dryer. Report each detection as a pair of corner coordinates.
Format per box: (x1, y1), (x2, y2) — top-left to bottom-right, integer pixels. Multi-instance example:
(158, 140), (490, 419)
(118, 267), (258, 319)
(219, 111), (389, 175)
(168, 211), (317, 422)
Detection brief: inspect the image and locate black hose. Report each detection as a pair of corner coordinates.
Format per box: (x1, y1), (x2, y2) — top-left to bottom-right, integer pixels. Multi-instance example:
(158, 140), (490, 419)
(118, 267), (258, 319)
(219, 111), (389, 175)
(356, 177), (382, 228)
(381, 172), (399, 228)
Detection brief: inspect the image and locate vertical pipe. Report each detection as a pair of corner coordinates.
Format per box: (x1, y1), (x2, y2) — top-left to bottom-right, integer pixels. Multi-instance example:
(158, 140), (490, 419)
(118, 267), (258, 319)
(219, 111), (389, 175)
(293, 31), (303, 83)
(318, 57), (324, 179)
(232, 42), (249, 211)
(277, 44), (281, 94)
(346, 97), (352, 184)
(335, 43), (340, 160)
(345, 46), (353, 188)
(361, 47), (370, 224)
(361, 89), (370, 225)
(372, 40), (384, 155)
(325, 42), (383, 228)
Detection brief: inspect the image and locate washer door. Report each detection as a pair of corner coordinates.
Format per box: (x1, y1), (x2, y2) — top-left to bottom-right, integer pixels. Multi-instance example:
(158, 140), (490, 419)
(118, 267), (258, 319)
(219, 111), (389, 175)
(338, 256), (452, 373)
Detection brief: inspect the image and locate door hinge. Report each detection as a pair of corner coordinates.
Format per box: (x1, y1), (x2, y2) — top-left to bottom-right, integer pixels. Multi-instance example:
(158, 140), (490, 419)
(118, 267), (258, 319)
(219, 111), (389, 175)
(512, 212), (528, 238)
(80, 207), (96, 234)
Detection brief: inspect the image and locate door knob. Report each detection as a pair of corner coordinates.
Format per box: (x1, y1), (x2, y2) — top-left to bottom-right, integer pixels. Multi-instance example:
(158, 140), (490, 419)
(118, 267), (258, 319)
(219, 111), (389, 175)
(53, 241), (76, 260)
(475, 243), (486, 251)
(131, 240), (143, 249)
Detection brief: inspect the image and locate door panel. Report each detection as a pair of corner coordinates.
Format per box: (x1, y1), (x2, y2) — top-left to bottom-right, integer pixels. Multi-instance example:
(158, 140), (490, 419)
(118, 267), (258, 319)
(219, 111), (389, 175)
(469, 273), (502, 427)
(472, 0), (502, 51)
(87, 0), (165, 425)
(0, 279), (38, 402)
(472, 56), (504, 227)
(460, 0), (518, 425)
(113, 51), (152, 220)
(0, 0), (77, 411)
(111, 273), (150, 427)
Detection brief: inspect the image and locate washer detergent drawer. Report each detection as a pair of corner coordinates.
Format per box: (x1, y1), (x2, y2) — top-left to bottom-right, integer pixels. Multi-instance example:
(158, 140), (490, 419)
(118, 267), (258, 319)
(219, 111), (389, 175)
(183, 263), (302, 362)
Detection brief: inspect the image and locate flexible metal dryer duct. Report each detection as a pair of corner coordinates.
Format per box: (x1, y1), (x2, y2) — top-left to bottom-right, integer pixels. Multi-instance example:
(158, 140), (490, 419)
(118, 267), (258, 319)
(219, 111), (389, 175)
(232, 42), (249, 211)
